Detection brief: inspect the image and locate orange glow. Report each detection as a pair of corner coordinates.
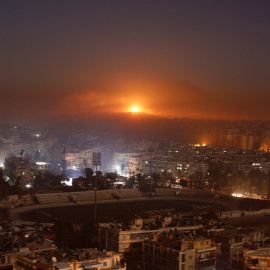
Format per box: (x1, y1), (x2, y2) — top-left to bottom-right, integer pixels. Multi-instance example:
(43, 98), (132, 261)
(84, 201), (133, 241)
(58, 76), (265, 121)
(130, 106), (140, 113)
(193, 143), (206, 147)
(259, 139), (270, 152)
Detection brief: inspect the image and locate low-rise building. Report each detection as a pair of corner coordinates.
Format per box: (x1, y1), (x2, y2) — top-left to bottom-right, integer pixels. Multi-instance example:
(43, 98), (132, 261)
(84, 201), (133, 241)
(14, 248), (126, 270)
(143, 234), (217, 270)
(215, 228), (265, 269)
(5, 157), (37, 187)
(244, 248), (270, 270)
(128, 156), (142, 175)
(99, 217), (202, 254)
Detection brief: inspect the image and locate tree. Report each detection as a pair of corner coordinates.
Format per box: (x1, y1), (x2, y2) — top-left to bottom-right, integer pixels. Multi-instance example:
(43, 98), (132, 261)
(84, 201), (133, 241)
(126, 175), (136, 188)
(248, 169), (265, 196)
(104, 172), (118, 181)
(180, 179), (188, 188)
(133, 173), (152, 192)
(34, 172), (63, 190)
(4, 160), (17, 184)
(207, 162), (226, 191)
(96, 171), (106, 189)
(121, 164), (125, 174)
(34, 174), (45, 189)
(0, 169), (9, 200)
(152, 172), (161, 186)
(139, 178), (152, 192)
(104, 172), (118, 189)
(161, 170), (174, 187)
(50, 174), (63, 187)
(84, 168), (94, 186)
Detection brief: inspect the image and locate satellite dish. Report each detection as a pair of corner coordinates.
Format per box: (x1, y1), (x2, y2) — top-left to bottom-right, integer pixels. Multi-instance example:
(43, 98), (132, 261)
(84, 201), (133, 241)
(52, 257), (57, 263)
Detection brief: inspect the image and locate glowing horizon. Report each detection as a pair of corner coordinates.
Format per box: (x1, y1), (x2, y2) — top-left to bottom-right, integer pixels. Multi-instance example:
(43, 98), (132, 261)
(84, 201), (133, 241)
(130, 106), (140, 113)
(1, 2), (270, 122)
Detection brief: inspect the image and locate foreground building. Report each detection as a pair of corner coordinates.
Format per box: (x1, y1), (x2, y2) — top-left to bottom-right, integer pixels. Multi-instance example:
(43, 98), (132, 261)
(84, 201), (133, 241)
(14, 248), (126, 270)
(215, 227), (266, 269)
(244, 248), (270, 270)
(98, 213), (219, 269)
(143, 233), (217, 270)
(0, 223), (56, 269)
(99, 216), (202, 253)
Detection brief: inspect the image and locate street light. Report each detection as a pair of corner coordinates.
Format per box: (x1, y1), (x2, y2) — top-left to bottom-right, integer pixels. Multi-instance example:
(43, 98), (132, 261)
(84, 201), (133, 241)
(92, 152), (101, 222)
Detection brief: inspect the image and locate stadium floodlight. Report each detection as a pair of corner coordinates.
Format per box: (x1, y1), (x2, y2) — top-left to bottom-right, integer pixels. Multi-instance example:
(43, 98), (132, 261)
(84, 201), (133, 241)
(92, 152), (101, 222)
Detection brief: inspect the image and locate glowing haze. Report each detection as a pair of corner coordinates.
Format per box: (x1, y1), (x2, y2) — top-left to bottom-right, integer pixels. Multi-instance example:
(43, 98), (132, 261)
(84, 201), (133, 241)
(58, 75), (270, 120)
(0, 1), (270, 123)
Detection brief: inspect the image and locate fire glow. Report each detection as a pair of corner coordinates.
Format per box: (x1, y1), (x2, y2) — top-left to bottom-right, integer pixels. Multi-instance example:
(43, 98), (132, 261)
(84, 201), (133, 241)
(130, 106), (140, 113)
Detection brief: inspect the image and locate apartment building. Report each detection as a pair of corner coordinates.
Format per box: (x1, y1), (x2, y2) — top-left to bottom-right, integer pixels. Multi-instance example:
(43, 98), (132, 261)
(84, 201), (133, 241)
(215, 228), (265, 269)
(14, 248), (126, 270)
(143, 234), (217, 270)
(99, 217), (202, 254)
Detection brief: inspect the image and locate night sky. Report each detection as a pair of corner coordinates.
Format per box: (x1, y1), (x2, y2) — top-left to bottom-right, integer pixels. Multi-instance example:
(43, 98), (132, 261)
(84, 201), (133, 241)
(1, 0), (270, 122)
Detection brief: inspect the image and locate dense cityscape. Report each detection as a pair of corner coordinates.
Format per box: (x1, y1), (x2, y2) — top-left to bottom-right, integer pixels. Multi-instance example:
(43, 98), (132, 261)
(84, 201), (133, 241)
(0, 120), (270, 269)
(1, 0), (270, 269)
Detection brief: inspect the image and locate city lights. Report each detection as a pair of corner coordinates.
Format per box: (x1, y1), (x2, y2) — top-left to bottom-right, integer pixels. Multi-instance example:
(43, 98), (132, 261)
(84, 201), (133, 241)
(232, 193), (245, 198)
(1, 2), (270, 269)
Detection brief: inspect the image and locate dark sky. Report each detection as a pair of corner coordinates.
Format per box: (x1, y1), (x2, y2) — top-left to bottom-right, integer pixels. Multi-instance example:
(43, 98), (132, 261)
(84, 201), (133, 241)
(1, 0), (270, 121)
